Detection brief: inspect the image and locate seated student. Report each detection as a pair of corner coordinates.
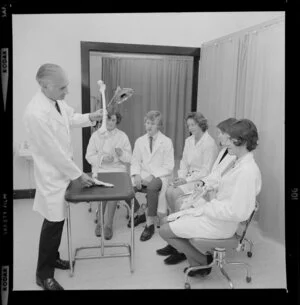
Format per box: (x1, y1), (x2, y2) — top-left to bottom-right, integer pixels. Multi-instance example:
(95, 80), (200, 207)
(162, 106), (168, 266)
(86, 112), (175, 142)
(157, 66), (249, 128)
(159, 119), (262, 277)
(130, 110), (174, 241)
(86, 110), (138, 240)
(156, 117), (238, 264)
(165, 112), (218, 214)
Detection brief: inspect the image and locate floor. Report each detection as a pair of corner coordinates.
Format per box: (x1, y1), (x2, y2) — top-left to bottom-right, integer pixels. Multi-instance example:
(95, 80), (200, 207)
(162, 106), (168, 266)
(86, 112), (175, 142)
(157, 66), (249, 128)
(13, 197), (287, 290)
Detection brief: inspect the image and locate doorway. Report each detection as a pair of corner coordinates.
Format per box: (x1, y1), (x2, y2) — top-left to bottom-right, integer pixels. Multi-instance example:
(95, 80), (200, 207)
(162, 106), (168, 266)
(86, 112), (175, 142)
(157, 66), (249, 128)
(81, 42), (200, 172)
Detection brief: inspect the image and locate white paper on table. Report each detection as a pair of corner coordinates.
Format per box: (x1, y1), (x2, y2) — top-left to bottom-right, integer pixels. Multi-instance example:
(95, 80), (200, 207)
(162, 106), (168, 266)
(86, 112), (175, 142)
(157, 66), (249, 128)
(93, 178), (114, 187)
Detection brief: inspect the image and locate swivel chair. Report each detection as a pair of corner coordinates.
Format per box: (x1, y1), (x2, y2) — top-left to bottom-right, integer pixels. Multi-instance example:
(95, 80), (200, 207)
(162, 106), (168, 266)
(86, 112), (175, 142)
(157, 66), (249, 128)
(184, 201), (259, 289)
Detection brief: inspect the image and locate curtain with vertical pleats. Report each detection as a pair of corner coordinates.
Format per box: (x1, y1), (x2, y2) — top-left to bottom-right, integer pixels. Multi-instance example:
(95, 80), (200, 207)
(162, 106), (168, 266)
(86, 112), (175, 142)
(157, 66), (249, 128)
(100, 55), (194, 160)
(197, 16), (285, 244)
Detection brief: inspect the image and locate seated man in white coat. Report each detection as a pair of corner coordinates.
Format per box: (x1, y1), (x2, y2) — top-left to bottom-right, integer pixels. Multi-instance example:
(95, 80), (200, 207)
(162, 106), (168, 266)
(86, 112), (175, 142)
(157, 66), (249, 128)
(23, 63), (102, 290)
(130, 110), (174, 241)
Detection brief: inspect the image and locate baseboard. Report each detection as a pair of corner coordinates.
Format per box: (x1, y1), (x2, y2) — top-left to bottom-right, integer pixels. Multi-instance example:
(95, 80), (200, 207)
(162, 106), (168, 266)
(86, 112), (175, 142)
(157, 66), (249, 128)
(13, 189), (36, 199)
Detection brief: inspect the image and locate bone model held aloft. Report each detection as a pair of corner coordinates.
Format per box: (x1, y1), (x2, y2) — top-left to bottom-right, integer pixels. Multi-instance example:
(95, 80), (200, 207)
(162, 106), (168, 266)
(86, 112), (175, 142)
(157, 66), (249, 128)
(97, 80), (107, 134)
(93, 80), (134, 179)
(92, 80), (107, 179)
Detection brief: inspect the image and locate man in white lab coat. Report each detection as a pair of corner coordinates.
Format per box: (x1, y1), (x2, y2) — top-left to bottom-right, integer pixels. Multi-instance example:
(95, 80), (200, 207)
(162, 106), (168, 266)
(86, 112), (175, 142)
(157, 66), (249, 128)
(130, 111), (174, 241)
(23, 63), (102, 290)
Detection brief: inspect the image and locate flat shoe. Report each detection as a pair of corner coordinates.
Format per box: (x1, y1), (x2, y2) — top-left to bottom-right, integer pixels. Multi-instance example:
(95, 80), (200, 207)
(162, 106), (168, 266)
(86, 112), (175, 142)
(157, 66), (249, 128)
(36, 276), (64, 290)
(183, 266), (211, 277)
(156, 244), (178, 256)
(104, 226), (113, 240)
(128, 213), (146, 228)
(140, 224), (155, 241)
(164, 253), (186, 265)
(54, 258), (75, 270)
(95, 224), (101, 237)
(183, 254), (213, 276)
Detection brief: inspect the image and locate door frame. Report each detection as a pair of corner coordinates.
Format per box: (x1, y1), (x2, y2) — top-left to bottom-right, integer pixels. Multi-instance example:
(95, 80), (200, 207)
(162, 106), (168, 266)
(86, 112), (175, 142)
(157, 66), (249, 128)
(81, 41), (200, 172)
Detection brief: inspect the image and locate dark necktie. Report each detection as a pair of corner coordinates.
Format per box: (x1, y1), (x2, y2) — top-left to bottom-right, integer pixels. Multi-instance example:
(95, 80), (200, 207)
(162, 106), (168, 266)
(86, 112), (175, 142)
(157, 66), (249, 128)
(54, 101), (62, 115)
(149, 136), (153, 153)
(219, 148), (228, 164)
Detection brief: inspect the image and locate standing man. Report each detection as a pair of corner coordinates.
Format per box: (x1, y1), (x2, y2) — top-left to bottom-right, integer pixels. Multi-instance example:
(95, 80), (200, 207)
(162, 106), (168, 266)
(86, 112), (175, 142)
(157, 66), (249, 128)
(23, 63), (102, 290)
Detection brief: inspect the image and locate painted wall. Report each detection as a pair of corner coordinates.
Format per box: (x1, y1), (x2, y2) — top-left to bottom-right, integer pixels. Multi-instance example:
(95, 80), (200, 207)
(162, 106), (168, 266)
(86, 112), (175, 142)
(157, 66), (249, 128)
(13, 11), (284, 189)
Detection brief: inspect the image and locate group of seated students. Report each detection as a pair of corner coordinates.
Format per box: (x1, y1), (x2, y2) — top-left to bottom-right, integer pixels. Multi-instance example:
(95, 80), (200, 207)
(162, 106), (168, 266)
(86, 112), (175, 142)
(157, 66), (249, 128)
(85, 109), (262, 275)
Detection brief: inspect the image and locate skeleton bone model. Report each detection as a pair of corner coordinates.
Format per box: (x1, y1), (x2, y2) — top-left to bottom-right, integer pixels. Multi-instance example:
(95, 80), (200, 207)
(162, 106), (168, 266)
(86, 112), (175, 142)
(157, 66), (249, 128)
(97, 80), (108, 135)
(93, 80), (134, 178)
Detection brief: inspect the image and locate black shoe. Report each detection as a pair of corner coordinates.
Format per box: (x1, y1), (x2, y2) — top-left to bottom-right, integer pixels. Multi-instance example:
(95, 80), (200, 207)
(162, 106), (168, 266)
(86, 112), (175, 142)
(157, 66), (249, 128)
(36, 276), (64, 290)
(164, 253), (187, 265)
(183, 254), (214, 277)
(140, 224), (155, 241)
(156, 244), (178, 256)
(127, 213), (146, 228)
(54, 258), (75, 270)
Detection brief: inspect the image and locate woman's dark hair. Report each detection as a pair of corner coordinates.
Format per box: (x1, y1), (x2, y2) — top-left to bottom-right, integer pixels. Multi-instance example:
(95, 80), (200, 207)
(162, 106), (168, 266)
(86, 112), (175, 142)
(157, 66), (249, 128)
(227, 119), (259, 151)
(186, 112), (208, 132)
(107, 111), (122, 125)
(217, 118), (238, 133)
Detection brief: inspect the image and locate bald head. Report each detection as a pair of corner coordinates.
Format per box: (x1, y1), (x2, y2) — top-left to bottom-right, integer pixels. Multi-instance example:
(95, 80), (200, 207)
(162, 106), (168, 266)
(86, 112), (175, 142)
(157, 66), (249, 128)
(36, 64), (65, 86)
(36, 63), (69, 100)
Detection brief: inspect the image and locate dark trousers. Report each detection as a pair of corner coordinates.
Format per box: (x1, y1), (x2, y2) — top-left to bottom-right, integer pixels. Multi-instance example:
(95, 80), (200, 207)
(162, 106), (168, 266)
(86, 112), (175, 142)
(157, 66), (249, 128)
(125, 197), (140, 213)
(127, 177), (162, 217)
(125, 194), (140, 213)
(143, 177), (162, 216)
(36, 218), (64, 280)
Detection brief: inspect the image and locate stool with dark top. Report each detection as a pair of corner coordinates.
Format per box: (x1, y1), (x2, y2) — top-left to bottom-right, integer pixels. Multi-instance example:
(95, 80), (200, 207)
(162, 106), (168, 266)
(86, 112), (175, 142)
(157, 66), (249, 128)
(65, 172), (135, 276)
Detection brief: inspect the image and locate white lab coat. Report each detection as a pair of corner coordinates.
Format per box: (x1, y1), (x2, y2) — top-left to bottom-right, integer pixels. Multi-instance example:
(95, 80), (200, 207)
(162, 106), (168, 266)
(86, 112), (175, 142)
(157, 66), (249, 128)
(86, 128), (132, 173)
(202, 147), (237, 189)
(170, 152), (262, 239)
(130, 131), (174, 214)
(23, 90), (95, 221)
(180, 147), (236, 208)
(178, 131), (218, 193)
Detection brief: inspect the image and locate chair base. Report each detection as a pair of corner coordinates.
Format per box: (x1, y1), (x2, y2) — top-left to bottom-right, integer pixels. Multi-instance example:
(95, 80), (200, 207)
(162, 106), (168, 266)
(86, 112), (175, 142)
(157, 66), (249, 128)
(184, 247), (252, 289)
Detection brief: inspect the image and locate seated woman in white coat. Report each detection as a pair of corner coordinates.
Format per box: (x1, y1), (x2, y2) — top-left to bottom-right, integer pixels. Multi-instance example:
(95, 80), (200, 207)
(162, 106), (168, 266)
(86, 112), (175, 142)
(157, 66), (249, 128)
(177, 117), (238, 211)
(159, 119), (262, 277)
(156, 117), (237, 264)
(165, 112), (218, 215)
(86, 111), (135, 240)
(130, 110), (174, 242)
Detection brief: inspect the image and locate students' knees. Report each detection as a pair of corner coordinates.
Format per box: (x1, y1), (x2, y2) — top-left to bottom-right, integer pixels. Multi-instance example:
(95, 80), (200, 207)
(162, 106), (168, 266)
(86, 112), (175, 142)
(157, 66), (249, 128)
(158, 225), (167, 239)
(166, 187), (175, 200)
(159, 223), (173, 240)
(147, 178), (162, 191)
(166, 186), (174, 195)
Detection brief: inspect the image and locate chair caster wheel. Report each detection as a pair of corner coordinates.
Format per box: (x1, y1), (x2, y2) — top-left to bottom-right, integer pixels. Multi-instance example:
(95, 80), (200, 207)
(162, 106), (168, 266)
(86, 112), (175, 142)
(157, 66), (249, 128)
(246, 276), (251, 283)
(184, 283), (191, 289)
(88, 208), (92, 212)
(247, 252), (252, 258)
(126, 215), (130, 219)
(94, 219), (98, 224)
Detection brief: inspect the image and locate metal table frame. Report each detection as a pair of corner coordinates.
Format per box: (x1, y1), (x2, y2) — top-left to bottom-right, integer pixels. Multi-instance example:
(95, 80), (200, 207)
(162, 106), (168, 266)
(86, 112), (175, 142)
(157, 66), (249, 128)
(65, 172), (135, 277)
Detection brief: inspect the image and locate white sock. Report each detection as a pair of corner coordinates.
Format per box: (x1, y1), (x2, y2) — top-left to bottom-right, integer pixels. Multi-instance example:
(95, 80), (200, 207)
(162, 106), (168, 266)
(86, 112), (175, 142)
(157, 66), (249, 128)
(146, 216), (155, 227)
